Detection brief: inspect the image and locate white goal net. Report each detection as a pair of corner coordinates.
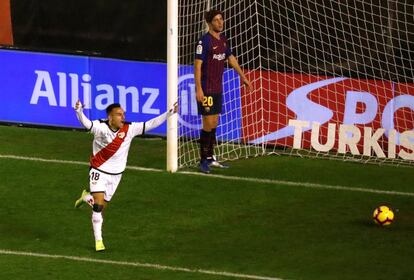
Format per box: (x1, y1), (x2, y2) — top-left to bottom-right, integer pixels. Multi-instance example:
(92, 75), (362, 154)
(175, 0), (414, 169)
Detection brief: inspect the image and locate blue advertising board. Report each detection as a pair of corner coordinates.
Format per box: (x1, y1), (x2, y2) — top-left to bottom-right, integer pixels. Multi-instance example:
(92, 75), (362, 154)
(0, 49), (167, 134)
(0, 49), (242, 139)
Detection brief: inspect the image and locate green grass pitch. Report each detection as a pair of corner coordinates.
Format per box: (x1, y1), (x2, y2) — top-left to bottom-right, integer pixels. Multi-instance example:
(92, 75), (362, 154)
(1, 125), (414, 280)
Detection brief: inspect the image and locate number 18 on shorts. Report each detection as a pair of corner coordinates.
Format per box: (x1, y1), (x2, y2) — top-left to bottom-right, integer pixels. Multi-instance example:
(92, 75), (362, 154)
(89, 168), (122, 202)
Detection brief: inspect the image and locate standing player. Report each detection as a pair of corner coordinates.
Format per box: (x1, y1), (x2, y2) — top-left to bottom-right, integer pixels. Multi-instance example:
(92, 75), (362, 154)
(195, 9), (252, 174)
(74, 100), (177, 251)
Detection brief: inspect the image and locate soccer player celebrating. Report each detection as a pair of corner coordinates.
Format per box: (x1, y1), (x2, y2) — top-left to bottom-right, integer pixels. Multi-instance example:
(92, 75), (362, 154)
(195, 9), (252, 174)
(74, 100), (177, 251)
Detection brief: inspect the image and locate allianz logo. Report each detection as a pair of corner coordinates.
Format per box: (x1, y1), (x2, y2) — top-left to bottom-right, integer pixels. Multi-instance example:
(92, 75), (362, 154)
(29, 70), (161, 115)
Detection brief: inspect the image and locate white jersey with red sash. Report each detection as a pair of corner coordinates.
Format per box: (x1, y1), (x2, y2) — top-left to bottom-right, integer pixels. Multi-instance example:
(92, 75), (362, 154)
(75, 108), (172, 175)
(89, 120), (144, 174)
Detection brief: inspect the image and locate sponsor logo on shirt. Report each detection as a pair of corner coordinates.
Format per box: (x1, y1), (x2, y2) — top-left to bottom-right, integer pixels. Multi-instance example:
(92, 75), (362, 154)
(213, 53), (226, 61)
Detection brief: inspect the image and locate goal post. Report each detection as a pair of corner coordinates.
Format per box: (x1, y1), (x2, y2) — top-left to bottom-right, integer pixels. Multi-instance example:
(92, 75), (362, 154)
(168, 0), (414, 171)
(166, 0), (178, 172)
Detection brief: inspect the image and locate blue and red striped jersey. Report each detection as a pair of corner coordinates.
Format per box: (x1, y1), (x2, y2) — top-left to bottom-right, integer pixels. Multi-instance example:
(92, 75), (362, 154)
(195, 32), (232, 94)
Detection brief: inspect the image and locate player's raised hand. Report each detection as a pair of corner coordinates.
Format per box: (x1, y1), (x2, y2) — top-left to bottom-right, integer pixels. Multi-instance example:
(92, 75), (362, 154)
(169, 101), (179, 114)
(74, 100), (83, 111)
(173, 101), (179, 113)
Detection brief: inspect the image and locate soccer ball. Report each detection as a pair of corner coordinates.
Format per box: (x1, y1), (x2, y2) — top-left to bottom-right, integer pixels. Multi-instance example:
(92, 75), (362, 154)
(373, 206), (394, 226)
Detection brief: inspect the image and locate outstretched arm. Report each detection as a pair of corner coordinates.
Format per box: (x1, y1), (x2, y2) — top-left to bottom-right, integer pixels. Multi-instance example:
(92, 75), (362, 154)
(145, 103), (178, 132)
(74, 100), (93, 130)
(131, 103), (178, 136)
(228, 55), (252, 91)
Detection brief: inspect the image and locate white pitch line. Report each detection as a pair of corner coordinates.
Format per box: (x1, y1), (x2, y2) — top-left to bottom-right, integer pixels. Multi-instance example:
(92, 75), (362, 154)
(0, 154), (90, 166)
(179, 171), (414, 197)
(0, 249), (284, 280)
(0, 154), (162, 172)
(1, 154), (413, 197)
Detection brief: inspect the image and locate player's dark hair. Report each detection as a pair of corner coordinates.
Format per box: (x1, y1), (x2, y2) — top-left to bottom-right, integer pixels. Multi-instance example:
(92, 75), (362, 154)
(205, 9), (224, 23)
(106, 103), (121, 115)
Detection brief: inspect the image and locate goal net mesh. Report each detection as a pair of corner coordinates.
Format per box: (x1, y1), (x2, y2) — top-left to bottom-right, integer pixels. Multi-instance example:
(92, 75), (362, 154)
(177, 0), (414, 168)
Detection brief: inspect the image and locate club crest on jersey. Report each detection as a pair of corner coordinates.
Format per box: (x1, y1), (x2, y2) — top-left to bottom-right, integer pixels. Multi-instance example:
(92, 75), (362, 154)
(118, 132), (126, 139)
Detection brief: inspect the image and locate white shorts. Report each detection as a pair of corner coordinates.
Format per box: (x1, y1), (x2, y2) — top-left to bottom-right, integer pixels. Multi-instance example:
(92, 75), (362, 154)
(89, 168), (122, 202)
